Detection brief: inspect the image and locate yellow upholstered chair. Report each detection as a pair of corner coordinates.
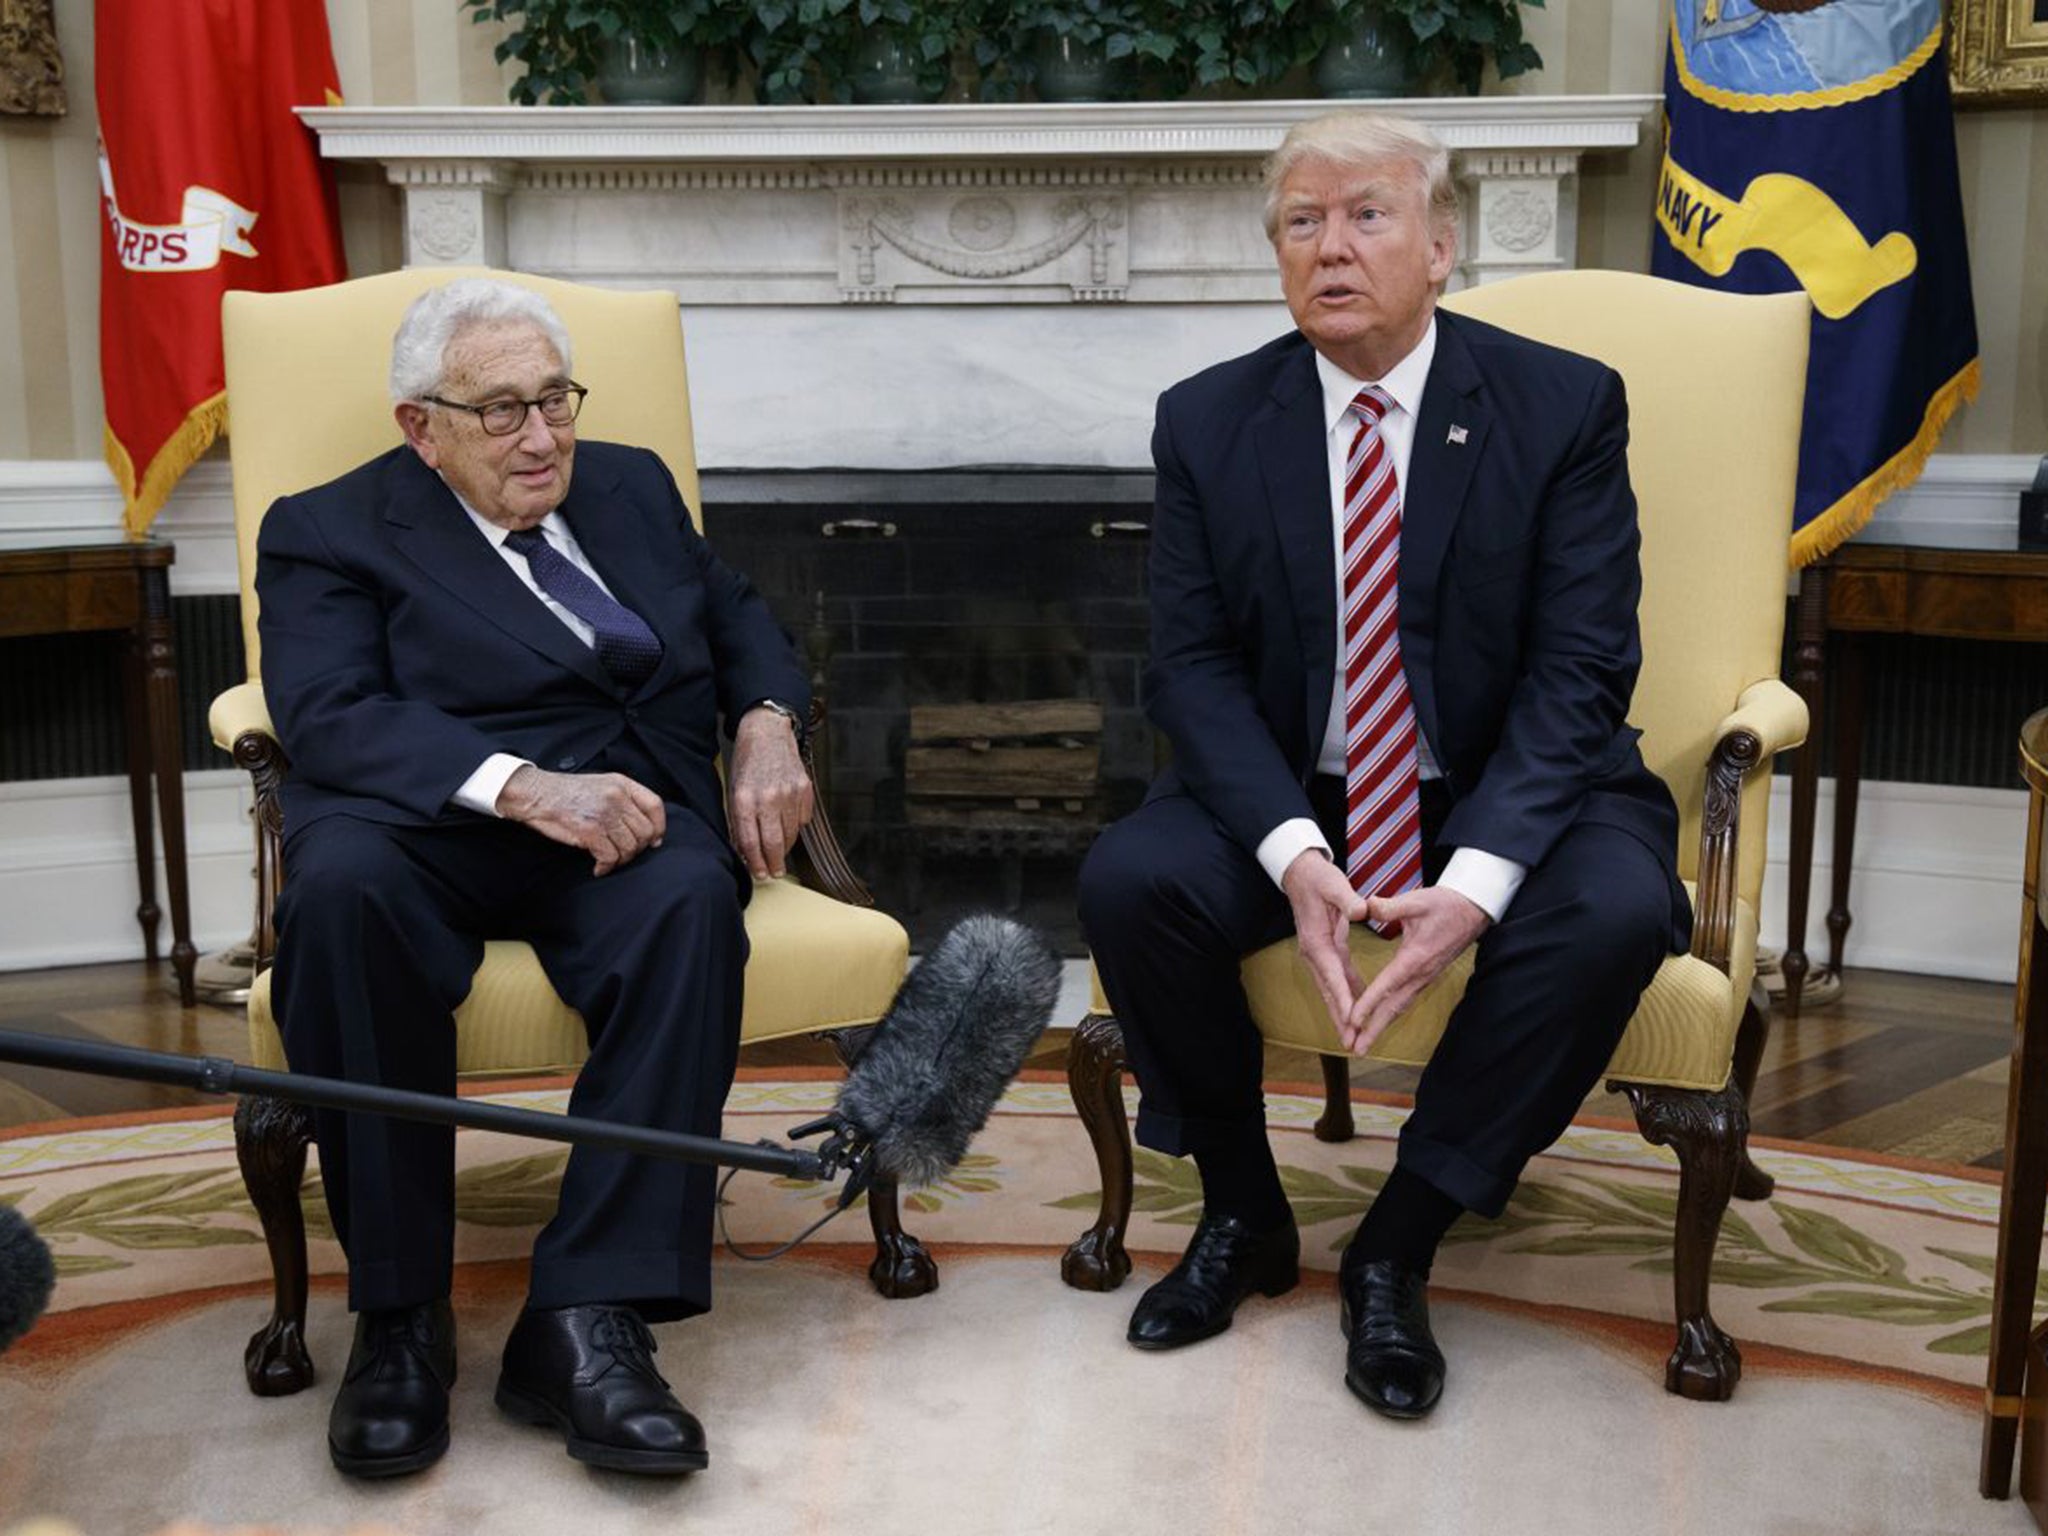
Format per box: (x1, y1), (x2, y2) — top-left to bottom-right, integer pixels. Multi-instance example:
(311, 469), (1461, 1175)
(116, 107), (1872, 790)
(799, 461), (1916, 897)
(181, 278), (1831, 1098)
(1060, 271), (1811, 1402)
(209, 268), (915, 1398)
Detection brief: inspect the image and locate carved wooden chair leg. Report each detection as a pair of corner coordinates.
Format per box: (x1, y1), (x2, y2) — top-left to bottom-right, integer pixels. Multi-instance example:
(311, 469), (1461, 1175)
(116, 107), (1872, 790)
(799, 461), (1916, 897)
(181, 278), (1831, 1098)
(234, 1093), (317, 1396)
(1061, 1012), (1134, 1290)
(1314, 1054), (1355, 1143)
(1730, 984), (1776, 1201)
(822, 1024), (939, 1299)
(1620, 1080), (1746, 1401)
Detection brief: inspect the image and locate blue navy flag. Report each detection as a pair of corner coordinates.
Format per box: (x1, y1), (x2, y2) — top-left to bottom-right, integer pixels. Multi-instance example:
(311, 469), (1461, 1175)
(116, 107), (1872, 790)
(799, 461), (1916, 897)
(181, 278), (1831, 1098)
(1651, 0), (1979, 565)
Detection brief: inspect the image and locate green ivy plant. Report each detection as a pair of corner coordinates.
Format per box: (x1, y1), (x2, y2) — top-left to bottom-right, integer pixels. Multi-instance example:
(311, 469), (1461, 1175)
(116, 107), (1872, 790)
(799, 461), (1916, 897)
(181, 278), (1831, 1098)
(1318, 0), (1545, 95)
(460, 0), (751, 104)
(749, 0), (955, 103)
(461, 0), (1544, 105)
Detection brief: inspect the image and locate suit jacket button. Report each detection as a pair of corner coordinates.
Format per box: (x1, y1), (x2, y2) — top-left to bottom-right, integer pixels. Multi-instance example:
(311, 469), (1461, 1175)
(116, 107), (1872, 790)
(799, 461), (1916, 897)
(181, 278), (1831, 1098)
(625, 708), (639, 722)
(557, 756), (576, 769)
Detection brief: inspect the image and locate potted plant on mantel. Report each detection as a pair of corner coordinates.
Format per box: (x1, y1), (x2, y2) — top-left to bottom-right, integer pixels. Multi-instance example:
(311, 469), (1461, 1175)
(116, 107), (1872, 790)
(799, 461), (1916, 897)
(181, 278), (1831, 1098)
(748, 0), (957, 105)
(461, 0), (1545, 105)
(1311, 0), (1545, 98)
(460, 0), (752, 104)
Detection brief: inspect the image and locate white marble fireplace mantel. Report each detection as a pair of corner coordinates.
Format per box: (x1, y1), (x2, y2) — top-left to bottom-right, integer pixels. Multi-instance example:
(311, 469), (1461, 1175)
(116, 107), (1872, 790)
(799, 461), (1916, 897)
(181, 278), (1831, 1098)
(301, 99), (1658, 468)
(304, 98), (1657, 300)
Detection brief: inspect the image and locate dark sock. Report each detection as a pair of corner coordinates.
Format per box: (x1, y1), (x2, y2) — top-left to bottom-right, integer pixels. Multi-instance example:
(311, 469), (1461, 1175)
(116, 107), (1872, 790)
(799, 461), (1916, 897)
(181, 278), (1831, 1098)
(1344, 1165), (1463, 1278)
(1193, 1134), (1291, 1232)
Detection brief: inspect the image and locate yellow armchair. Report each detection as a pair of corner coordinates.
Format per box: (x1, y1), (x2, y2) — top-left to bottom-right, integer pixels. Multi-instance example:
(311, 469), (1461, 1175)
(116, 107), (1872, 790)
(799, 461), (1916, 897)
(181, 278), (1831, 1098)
(212, 268), (918, 1398)
(1060, 271), (1811, 1402)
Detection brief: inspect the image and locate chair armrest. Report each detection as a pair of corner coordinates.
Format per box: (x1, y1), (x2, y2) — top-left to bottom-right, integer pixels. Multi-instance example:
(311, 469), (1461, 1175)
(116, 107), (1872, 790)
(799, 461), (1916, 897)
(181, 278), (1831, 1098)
(1713, 678), (1808, 761)
(208, 681), (292, 971)
(208, 680), (274, 754)
(793, 697), (877, 908)
(1691, 678), (1807, 971)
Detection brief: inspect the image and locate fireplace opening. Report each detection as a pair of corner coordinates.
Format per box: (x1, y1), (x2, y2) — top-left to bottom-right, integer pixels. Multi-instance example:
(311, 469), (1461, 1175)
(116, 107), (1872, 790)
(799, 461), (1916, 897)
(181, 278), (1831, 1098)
(704, 469), (1156, 953)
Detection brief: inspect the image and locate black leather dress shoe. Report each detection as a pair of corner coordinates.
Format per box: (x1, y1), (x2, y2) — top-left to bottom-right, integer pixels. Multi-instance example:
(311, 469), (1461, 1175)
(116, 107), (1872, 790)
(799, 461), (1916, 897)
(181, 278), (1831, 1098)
(495, 1303), (708, 1474)
(1126, 1212), (1299, 1351)
(1339, 1258), (1446, 1419)
(328, 1298), (457, 1478)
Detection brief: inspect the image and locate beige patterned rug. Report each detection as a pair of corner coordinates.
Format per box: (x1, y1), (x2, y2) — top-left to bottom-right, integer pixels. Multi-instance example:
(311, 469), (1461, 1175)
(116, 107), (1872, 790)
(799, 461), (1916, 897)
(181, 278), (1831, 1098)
(0, 1072), (2033, 1535)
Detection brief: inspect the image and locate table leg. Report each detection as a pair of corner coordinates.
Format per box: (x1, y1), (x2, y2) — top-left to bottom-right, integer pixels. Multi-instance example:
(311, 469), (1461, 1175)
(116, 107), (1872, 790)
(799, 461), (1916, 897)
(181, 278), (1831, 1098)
(140, 565), (196, 1007)
(119, 626), (160, 963)
(1783, 560), (1830, 1020)
(1982, 843), (2048, 1497)
(1825, 631), (1867, 984)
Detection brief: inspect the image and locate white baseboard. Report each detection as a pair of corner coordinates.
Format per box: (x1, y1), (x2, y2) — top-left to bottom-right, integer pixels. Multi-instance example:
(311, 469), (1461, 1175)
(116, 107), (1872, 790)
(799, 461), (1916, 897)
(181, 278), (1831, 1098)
(0, 771), (257, 972)
(0, 770), (2025, 985)
(1760, 776), (2026, 984)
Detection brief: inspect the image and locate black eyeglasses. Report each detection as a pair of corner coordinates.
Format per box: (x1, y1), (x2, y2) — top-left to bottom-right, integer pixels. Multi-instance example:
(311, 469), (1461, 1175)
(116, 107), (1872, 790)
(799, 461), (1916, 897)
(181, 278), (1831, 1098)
(421, 383), (588, 436)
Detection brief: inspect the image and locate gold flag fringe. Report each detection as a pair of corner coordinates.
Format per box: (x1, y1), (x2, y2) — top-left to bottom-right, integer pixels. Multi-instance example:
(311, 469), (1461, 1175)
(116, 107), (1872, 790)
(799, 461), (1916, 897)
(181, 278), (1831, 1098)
(1788, 358), (1982, 569)
(104, 391), (229, 539)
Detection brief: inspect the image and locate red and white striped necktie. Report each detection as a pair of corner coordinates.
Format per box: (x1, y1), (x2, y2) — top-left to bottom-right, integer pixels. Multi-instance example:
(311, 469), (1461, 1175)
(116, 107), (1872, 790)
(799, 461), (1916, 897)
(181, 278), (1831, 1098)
(1341, 386), (1423, 931)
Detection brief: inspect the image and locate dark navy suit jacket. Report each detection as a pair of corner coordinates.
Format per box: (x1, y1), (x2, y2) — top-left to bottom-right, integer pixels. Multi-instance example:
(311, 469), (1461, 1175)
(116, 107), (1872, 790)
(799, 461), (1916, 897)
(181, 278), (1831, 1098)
(255, 440), (807, 869)
(1143, 308), (1687, 943)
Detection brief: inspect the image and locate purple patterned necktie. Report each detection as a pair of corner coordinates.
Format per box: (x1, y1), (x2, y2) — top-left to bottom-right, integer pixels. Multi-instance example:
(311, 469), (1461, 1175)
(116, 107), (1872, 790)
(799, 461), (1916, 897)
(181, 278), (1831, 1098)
(503, 525), (663, 688)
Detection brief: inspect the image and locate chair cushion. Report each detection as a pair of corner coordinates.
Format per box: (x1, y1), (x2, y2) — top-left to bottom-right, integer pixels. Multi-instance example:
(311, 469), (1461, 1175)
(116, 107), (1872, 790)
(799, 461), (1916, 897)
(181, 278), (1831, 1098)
(248, 876), (909, 1073)
(1088, 883), (1757, 1094)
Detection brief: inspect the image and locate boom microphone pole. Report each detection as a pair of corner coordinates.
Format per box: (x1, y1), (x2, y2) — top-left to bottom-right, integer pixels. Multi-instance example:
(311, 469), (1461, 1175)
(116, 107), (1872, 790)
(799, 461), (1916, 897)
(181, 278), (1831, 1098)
(0, 913), (1064, 1216)
(0, 1028), (833, 1181)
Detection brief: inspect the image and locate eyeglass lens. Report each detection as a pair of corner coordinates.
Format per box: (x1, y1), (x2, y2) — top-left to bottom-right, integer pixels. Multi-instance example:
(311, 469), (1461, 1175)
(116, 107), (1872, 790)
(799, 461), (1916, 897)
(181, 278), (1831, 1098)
(480, 390), (581, 435)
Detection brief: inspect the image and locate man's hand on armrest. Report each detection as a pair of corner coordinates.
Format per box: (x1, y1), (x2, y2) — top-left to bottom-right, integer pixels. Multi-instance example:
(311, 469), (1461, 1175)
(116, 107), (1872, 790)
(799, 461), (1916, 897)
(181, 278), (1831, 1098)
(496, 765), (667, 877)
(728, 705), (814, 881)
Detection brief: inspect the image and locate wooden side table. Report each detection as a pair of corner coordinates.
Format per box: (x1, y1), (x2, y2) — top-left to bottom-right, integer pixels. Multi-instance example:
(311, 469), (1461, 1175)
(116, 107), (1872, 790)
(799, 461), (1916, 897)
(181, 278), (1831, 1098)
(1783, 545), (2048, 1016)
(1982, 706), (2048, 1509)
(0, 533), (196, 1005)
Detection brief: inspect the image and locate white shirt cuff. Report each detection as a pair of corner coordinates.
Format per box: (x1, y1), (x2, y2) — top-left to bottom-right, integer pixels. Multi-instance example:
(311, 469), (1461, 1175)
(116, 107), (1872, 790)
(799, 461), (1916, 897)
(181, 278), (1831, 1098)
(1437, 846), (1526, 923)
(451, 753), (532, 818)
(1256, 817), (1331, 890)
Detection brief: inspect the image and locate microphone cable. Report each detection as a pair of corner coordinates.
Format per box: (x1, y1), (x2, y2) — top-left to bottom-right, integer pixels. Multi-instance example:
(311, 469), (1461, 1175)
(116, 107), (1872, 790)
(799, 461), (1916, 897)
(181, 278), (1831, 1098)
(714, 1142), (864, 1263)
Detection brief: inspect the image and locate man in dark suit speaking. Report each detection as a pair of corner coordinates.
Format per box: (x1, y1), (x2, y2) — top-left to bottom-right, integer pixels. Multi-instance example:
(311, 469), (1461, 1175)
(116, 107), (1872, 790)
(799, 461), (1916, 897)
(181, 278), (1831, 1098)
(1078, 112), (1688, 1420)
(257, 278), (812, 1478)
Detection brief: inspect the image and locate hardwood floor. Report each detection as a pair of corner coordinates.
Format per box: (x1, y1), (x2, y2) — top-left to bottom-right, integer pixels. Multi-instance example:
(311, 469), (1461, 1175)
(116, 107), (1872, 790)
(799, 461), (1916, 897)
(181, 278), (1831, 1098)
(0, 958), (2018, 1170)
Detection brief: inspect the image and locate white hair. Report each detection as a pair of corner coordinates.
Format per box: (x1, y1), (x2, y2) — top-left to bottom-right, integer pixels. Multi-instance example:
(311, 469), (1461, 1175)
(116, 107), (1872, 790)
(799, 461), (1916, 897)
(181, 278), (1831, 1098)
(388, 278), (574, 403)
(1261, 110), (1458, 241)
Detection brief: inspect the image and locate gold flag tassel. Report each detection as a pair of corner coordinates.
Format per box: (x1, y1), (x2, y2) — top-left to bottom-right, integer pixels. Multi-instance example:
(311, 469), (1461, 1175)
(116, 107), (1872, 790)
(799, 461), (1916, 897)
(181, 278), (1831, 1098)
(1788, 357), (1982, 569)
(104, 389), (229, 539)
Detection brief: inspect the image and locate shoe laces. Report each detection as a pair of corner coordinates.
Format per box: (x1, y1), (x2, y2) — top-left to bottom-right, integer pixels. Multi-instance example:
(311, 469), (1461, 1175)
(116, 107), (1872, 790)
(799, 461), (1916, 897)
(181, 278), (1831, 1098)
(353, 1305), (444, 1381)
(590, 1306), (668, 1388)
(1173, 1215), (1261, 1286)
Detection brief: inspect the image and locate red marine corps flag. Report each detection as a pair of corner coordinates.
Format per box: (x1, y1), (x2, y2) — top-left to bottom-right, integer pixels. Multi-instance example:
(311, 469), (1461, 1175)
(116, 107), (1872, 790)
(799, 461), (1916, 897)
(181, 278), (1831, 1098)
(97, 0), (346, 534)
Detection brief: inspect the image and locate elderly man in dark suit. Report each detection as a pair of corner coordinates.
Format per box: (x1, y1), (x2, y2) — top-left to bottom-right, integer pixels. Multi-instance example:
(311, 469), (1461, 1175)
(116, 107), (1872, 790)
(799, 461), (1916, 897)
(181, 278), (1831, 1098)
(1078, 111), (1688, 1420)
(258, 278), (812, 1478)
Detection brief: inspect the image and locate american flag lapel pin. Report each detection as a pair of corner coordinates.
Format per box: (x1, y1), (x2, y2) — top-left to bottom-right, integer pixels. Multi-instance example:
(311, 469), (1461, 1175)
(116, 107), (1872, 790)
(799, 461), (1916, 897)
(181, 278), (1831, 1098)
(1447, 424), (1469, 446)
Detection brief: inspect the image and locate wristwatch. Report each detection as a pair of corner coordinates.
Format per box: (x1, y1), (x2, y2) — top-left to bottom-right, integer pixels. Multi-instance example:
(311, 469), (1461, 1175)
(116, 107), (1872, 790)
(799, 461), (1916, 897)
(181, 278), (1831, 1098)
(747, 697), (807, 747)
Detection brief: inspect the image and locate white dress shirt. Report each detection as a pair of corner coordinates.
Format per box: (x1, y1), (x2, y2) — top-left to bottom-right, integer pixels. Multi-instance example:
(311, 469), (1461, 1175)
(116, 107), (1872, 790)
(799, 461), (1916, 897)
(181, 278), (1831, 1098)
(1250, 320), (1527, 922)
(448, 502), (626, 817)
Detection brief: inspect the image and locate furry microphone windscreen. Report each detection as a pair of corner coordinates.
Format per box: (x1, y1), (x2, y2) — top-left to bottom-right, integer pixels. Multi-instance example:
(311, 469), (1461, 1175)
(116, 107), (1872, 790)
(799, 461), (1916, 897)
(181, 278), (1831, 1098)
(0, 1201), (55, 1354)
(833, 914), (1063, 1189)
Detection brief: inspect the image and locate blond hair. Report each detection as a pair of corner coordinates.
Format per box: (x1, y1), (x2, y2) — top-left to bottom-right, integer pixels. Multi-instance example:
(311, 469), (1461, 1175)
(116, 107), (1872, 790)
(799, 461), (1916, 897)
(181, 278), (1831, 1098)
(1261, 111), (1458, 241)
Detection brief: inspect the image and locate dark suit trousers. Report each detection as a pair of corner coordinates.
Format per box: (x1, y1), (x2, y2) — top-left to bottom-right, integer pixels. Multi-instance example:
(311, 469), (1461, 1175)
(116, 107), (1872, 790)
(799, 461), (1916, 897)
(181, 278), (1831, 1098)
(271, 800), (746, 1322)
(1078, 778), (1674, 1219)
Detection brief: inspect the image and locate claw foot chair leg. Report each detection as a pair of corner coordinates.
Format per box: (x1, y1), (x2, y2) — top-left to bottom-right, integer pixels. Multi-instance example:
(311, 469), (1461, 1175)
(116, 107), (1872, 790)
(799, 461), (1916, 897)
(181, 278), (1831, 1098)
(1622, 1080), (1748, 1401)
(234, 1093), (317, 1396)
(824, 1025), (939, 1298)
(1061, 1012), (1134, 1291)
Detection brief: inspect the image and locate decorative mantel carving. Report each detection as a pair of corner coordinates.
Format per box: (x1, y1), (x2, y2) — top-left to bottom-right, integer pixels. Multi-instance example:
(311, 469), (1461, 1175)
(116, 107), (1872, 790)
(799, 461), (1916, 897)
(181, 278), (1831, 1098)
(301, 99), (1658, 300)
